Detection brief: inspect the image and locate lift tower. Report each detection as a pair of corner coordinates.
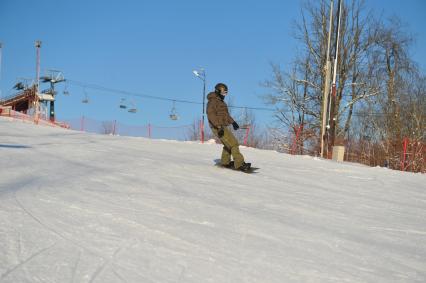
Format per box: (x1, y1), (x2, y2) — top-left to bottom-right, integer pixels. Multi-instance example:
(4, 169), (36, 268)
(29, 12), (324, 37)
(40, 70), (65, 122)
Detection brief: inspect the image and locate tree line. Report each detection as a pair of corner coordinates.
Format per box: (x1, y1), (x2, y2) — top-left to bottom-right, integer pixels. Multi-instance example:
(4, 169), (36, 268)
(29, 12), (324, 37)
(260, 0), (425, 172)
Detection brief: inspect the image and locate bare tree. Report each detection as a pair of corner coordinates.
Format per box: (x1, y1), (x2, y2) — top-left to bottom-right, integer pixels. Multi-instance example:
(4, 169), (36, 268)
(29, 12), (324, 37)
(186, 118), (216, 142)
(355, 16), (426, 170)
(231, 107), (264, 148)
(101, 121), (115, 135)
(264, 0), (379, 154)
(262, 0), (425, 171)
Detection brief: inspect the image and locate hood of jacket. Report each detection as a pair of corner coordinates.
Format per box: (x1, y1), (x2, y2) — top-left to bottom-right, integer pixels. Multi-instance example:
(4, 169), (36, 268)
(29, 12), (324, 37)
(207, 91), (225, 102)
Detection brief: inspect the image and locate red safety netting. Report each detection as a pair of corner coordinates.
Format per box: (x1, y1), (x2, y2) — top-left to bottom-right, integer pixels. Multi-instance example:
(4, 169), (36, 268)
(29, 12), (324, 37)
(63, 116), (196, 141)
(0, 107), (70, 129)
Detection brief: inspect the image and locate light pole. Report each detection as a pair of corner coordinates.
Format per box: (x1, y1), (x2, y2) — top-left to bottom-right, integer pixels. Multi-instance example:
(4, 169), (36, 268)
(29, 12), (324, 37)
(0, 42), (2, 98)
(193, 68), (206, 143)
(34, 40), (42, 122)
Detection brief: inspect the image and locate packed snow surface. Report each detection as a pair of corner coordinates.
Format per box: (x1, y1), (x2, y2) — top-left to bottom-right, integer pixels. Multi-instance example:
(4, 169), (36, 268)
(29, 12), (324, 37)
(0, 117), (425, 282)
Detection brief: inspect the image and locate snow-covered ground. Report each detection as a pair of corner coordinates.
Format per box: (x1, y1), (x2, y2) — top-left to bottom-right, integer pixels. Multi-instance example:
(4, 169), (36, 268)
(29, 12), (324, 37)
(0, 117), (425, 283)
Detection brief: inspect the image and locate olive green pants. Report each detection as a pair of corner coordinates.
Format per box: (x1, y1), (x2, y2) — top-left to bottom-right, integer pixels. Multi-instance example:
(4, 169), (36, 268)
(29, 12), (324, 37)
(211, 127), (245, 169)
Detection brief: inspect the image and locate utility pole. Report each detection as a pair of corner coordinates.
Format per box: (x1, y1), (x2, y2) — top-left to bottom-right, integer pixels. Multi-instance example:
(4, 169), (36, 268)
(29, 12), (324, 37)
(0, 42), (2, 98)
(320, 0), (334, 158)
(328, 0), (343, 153)
(35, 40), (42, 122)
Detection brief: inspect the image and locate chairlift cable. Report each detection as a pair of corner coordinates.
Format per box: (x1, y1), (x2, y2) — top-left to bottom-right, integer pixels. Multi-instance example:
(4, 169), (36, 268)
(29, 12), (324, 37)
(67, 79), (390, 116)
(67, 79), (276, 112)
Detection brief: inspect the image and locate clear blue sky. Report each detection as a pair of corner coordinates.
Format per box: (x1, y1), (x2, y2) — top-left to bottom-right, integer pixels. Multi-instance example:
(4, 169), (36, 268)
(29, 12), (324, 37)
(1, 0), (425, 129)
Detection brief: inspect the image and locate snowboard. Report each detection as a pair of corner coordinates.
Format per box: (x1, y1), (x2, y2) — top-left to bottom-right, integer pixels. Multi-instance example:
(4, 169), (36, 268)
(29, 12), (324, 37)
(214, 161), (259, 174)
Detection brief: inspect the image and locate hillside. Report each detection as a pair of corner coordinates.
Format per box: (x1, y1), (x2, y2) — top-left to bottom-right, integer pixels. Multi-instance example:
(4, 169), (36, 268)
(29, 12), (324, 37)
(0, 117), (425, 282)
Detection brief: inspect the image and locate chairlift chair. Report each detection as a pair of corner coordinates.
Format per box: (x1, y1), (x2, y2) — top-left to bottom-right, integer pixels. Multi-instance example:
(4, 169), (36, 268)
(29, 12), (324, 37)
(128, 100), (137, 113)
(119, 98), (127, 109)
(40, 76), (52, 83)
(63, 82), (70, 95)
(169, 101), (179, 120)
(13, 82), (25, 90)
(82, 89), (89, 104)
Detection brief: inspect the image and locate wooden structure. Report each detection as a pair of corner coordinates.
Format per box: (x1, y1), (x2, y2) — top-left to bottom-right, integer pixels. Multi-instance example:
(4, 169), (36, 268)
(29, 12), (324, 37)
(0, 85), (37, 113)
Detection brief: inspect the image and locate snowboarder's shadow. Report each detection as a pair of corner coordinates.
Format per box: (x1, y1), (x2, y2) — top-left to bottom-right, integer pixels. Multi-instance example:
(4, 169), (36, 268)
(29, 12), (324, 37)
(0, 144), (31, 149)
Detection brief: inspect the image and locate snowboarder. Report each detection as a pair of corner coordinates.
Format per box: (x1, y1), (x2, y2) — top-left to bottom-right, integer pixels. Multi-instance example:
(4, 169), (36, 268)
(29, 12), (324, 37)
(206, 83), (251, 171)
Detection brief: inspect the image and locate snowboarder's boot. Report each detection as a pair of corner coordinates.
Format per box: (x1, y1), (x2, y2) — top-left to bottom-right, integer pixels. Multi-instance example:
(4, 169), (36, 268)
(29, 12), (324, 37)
(223, 161), (234, 168)
(237, 162), (251, 171)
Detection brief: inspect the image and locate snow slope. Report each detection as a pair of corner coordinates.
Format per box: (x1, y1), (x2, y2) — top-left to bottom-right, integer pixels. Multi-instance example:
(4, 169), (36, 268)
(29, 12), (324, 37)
(0, 117), (425, 283)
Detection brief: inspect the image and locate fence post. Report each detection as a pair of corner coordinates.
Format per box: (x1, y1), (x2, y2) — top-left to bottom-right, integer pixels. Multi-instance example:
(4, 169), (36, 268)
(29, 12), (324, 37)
(409, 140), (416, 172)
(80, 115), (85, 131)
(33, 106), (39, 125)
(401, 137), (408, 171)
(148, 123), (151, 138)
(112, 120), (117, 135)
(243, 126), (250, 146)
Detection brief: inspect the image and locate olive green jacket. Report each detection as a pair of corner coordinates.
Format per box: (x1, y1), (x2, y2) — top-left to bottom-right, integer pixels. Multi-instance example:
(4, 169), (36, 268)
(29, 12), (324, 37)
(206, 92), (235, 129)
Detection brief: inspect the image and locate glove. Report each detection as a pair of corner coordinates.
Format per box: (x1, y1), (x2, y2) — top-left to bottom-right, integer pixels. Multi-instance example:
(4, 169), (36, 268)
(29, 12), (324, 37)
(232, 121), (239, 130)
(218, 127), (224, 138)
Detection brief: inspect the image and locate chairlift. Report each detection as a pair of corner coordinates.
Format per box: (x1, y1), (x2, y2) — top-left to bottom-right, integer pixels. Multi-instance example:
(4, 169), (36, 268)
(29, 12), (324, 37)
(82, 89), (89, 104)
(169, 101), (179, 120)
(63, 82), (70, 95)
(128, 100), (137, 113)
(119, 98), (127, 109)
(13, 82), (25, 90)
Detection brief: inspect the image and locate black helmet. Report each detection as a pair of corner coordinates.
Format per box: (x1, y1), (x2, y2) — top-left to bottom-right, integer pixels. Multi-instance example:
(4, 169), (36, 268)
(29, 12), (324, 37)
(215, 83), (228, 95)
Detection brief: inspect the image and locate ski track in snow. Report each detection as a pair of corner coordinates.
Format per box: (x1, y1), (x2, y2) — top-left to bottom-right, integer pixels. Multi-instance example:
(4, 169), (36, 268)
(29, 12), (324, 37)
(0, 242), (57, 280)
(0, 117), (426, 282)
